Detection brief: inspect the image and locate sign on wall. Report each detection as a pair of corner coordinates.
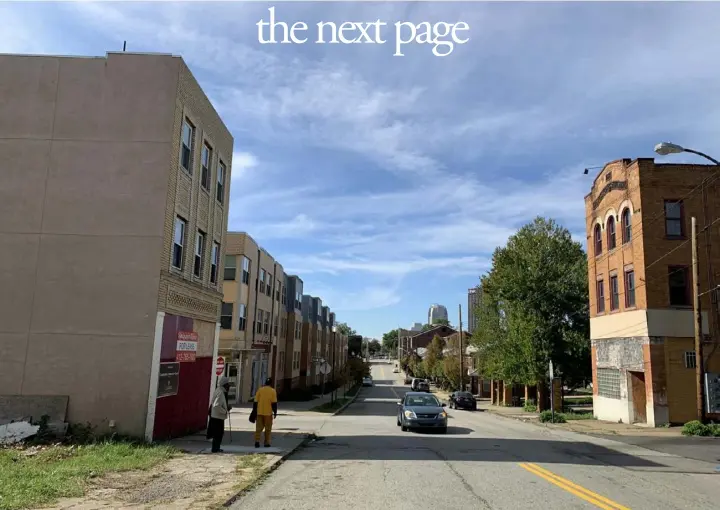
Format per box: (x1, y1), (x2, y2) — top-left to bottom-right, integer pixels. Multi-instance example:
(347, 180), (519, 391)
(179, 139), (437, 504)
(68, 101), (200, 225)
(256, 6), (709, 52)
(176, 331), (198, 362)
(158, 362), (180, 398)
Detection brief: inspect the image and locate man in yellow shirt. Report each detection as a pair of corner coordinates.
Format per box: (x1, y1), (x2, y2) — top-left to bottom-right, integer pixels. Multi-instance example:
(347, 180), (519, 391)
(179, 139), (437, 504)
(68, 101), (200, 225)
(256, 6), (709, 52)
(253, 378), (278, 448)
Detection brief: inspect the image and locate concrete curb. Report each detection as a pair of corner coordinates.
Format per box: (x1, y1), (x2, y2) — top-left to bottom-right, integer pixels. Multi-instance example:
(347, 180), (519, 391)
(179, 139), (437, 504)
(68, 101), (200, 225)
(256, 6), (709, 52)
(222, 433), (316, 507)
(332, 387), (361, 416)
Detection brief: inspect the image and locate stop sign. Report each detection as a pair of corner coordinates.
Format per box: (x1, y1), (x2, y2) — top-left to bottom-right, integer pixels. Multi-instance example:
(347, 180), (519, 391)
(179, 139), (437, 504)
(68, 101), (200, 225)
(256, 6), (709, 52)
(215, 356), (225, 376)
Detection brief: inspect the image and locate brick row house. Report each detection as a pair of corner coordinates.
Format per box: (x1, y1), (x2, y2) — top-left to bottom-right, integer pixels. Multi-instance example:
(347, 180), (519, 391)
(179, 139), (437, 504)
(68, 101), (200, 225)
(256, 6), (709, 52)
(220, 232), (349, 404)
(586, 158), (720, 426)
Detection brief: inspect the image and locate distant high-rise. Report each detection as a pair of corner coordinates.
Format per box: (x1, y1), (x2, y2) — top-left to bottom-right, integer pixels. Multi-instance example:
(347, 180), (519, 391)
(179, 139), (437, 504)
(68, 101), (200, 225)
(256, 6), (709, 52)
(428, 304), (448, 325)
(468, 286), (482, 334)
(409, 322), (424, 332)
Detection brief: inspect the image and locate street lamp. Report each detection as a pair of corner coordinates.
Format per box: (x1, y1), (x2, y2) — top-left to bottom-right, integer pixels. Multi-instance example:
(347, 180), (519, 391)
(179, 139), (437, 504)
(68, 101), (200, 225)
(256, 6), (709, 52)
(654, 142), (720, 165)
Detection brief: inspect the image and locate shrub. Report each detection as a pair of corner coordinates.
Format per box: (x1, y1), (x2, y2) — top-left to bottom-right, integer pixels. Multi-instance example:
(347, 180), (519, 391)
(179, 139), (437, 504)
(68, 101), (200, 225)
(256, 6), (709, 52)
(539, 410), (567, 423)
(682, 420), (712, 437)
(710, 424), (720, 437)
(523, 402), (537, 413)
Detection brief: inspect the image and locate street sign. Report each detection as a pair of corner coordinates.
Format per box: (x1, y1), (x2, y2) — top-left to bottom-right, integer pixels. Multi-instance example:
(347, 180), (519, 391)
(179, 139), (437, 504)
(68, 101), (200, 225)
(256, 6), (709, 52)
(318, 362), (332, 375)
(705, 372), (720, 414)
(312, 356), (325, 364)
(176, 331), (198, 362)
(215, 356), (225, 376)
(549, 360), (554, 380)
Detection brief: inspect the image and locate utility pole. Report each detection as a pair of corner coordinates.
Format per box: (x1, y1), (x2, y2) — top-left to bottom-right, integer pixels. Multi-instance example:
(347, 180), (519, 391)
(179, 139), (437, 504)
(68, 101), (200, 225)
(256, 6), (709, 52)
(459, 304), (464, 392)
(692, 216), (706, 422)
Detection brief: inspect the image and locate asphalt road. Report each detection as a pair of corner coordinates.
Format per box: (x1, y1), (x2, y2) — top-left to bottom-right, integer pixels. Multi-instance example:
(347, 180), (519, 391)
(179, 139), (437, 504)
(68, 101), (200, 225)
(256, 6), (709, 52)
(233, 362), (720, 510)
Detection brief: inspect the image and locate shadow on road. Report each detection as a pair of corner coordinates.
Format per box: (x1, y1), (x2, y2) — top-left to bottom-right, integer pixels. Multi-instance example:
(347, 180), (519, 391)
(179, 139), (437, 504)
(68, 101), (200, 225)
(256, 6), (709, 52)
(302, 435), (665, 467)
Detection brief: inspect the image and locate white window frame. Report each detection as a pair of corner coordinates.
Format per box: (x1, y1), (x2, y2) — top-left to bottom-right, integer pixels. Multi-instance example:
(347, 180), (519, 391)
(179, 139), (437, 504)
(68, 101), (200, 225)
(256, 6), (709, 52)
(180, 119), (194, 174)
(217, 160), (226, 204)
(201, 142), (212, 190)
(210, 242), (220, 284)
(194, 230), (205, 278)
(172, 216), (186, 269)
(238, 303), (247, 331)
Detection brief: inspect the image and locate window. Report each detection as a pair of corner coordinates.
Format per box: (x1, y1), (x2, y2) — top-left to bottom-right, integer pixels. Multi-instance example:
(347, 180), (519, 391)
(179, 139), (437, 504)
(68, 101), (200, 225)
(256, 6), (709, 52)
(275, 281), (281, 302)
(266, 274), (273, 296)
(280, 319), (285, 337)
(216, 161), (226, 204)
(238, 303), (247, 331)
(684, 351), (697, 369)
(605, 172), (612, 182)
(193, 231), (205, 278)
(597, 368), (621, 399)
(180, 120), (194, 173)
(668, 266), (691, 306)
(256, 310), (263, 334)
(241, 257), (251, 284)
(594, 224), (602, 256)
(264, 311), (270, 335)
(625, 270), (636, 308)
(279, 352), (285, 374)
(664, 200), (684, 237)
(596, 280), (605, 313)
(621, 208), (631, 244)
(224, 255), (237, 281)
(221, 302), (233, 330)
(274, 316), (279, 336)
(607, 216), (616, 250)
(610, 275), (619, 311)
(200, 143), (212, 190)
(172, 216), (186, 269)
(281, 286), (286, 305)
(259, 269), (266, 293)
(210, 242), (220, 284)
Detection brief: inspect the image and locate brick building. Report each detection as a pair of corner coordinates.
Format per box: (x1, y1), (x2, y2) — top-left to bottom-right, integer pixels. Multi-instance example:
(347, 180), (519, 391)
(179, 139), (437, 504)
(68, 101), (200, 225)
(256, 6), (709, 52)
(0, 52), (233, 440)
(586, 158), (720, 426)
(400, 325), (457, 355)
(220, 232), (287, 403)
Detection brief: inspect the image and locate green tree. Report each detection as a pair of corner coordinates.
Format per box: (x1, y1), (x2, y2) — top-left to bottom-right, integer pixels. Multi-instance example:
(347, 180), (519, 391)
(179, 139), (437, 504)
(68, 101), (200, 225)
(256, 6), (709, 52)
(382, 329), (399, 354)
(421, 318), (450, 332)
(423, 335), (445, 378)
(471, 217), (590, 390)
(337, 322), (356, 336)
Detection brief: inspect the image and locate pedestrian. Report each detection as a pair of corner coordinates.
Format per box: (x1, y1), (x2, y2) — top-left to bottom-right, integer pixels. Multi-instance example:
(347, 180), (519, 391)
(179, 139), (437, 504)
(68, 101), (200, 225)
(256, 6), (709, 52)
(252, 377), (277, 448)
(207, 376), (231, 453)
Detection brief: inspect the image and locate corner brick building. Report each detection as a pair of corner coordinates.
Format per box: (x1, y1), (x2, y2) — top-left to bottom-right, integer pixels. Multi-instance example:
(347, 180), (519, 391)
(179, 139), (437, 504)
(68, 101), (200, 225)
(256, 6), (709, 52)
(0, 52), (233, 440)
(586, 158), (720, 426)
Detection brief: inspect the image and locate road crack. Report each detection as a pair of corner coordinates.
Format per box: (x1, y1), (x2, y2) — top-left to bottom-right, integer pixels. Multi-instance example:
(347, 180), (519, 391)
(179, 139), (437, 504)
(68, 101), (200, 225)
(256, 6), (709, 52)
(430, 447), (493, 509)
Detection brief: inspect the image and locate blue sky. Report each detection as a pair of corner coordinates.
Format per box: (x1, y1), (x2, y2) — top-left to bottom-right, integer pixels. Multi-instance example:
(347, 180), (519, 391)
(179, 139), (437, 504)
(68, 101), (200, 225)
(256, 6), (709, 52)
(5, 1), (720, 339)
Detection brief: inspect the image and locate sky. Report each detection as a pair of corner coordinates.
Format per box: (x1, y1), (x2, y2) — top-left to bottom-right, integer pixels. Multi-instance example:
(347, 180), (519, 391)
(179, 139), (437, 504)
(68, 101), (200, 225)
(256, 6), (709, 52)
(4, 1), (720, 339)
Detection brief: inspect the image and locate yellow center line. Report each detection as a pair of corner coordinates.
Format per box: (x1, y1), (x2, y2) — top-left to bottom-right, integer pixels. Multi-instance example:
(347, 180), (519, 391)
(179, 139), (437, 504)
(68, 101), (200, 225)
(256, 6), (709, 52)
(519, 463), (631, 510)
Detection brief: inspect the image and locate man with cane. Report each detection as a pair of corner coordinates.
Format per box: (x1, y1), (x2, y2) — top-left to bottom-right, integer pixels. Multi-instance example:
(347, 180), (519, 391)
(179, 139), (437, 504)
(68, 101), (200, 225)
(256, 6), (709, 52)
(207, 376), (232, 453)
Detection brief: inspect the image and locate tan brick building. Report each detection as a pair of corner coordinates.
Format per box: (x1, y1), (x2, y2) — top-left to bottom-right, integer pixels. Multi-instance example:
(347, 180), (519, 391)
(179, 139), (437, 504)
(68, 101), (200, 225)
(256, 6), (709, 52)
(277, 275), (304, 393)
(301, 295), (323, 388)
(0, 52), (233, 440)
(220, 233), (287, 403)
(586, 158), (720, 426)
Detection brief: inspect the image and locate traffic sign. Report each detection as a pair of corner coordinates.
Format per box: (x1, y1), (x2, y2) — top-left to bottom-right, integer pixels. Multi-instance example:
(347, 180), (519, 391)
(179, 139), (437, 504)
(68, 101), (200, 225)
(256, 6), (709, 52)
(318, 362), (332, 375)
(215, 356), (225, 376)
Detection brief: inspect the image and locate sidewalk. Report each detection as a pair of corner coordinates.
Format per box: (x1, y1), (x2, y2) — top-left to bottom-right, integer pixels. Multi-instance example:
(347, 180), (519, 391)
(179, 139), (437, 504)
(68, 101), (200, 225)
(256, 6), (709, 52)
(475, 399), (684, 437)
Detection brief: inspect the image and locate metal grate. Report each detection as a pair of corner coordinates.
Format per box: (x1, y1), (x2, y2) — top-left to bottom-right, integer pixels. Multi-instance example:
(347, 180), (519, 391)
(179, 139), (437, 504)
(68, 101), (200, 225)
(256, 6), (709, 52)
(684, 351), (697, 369)
(597, 368), (621, 400)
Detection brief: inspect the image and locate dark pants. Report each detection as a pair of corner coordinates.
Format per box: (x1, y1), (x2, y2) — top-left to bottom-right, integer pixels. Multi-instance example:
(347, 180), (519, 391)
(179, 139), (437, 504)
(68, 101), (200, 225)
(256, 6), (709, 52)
(207, 417), (225, 452)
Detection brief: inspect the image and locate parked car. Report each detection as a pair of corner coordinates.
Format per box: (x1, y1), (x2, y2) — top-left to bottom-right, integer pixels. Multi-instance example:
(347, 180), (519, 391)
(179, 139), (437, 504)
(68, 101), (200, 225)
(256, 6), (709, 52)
(362, 376), (373, 387)
(404, 375), (412, 384)
(410, 378), (425, 391)
(449, 391), (476, 410)
(417, 380), (430, 392)
(397, 392), (447, 433)
(393, 367), (399, 373)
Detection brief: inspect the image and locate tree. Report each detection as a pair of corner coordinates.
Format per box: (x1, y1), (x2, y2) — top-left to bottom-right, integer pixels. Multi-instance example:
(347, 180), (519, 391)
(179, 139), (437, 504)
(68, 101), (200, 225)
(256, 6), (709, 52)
(382, 329), (399, 354)
(471, 217), (590, 391)
(423, 335), (445, 379)
(337, 322), (356, 336)
(362, 338), (382, 356)
(421, 318), (450, 332)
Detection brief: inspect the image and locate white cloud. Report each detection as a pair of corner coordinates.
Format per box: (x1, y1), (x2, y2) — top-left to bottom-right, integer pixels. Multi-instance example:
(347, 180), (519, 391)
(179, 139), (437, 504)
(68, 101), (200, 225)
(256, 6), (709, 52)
(231, 151), (258, 179)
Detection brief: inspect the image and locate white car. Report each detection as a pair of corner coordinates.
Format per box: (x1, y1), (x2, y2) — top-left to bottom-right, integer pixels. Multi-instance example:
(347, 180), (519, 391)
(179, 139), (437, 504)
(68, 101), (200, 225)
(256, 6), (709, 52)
(362, 376), (373, 387)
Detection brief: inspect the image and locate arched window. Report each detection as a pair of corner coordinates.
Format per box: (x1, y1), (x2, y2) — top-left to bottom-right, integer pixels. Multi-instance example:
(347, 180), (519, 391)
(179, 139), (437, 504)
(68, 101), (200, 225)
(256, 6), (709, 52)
(594, 224), (602, 256)
(621, 208), (632, 244)
(607, 216), (616, 250)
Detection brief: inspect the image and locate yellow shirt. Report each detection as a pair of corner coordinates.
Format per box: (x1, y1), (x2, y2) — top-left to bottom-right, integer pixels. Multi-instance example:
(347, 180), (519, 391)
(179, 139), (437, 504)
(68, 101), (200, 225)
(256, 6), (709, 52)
(254, 386), (277, 416)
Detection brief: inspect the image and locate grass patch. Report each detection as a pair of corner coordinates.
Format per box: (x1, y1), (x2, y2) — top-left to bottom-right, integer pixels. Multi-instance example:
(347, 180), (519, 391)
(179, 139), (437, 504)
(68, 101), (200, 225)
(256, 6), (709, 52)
(539, 410), (595, 423)
(0, 441), (177, 510)
(563, 411), (595, 421)
(564, 396), (594, 406)
(345, 384), (360, 397)
(310, 398), (351, 413)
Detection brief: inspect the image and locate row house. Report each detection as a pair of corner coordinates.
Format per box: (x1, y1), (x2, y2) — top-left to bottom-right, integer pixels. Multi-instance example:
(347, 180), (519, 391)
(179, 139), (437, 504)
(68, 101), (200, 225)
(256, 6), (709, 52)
(220, 233), (349, 402)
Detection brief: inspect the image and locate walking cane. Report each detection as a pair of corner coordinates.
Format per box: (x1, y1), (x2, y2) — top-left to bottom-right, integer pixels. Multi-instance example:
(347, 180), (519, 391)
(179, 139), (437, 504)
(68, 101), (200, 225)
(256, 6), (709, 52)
(228, 407), (233, 443)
